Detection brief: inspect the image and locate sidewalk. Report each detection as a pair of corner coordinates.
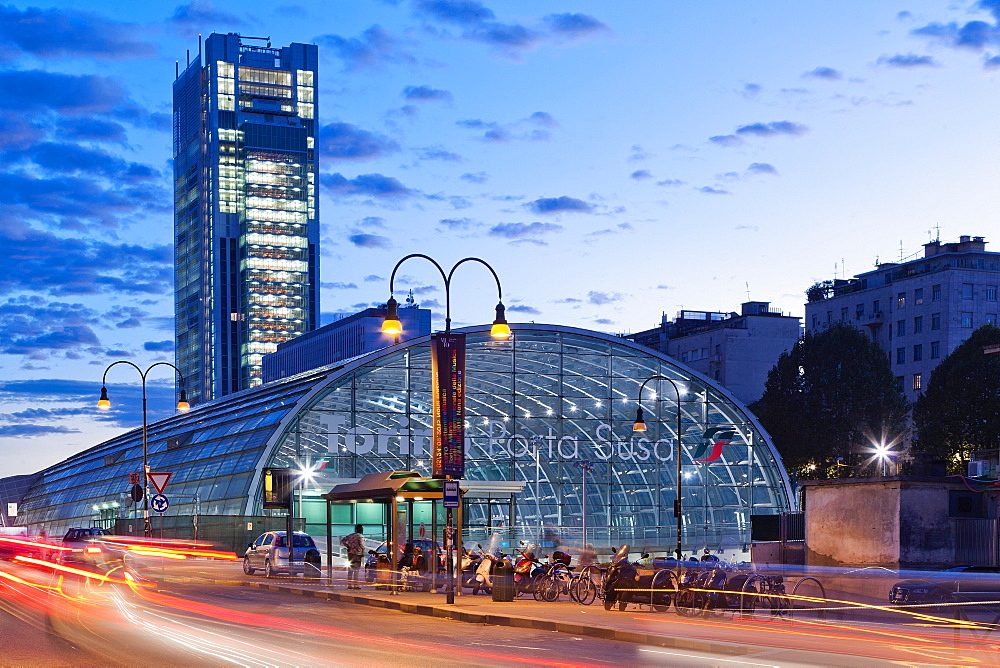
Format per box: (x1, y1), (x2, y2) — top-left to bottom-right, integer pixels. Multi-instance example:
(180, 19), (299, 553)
(152, 562), (910, 661)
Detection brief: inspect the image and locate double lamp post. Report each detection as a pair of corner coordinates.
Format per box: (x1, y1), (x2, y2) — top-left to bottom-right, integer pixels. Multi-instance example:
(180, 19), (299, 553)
(98, 361), (188, 538)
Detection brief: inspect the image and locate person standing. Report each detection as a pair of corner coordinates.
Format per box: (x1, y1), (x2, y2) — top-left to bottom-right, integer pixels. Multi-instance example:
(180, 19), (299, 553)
(340, 524), (365, 589)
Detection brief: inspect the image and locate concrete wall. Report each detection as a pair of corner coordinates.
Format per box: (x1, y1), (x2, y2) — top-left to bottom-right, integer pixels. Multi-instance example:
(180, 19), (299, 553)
(804, 479), (901, 567)
(899, 482), (956, 568)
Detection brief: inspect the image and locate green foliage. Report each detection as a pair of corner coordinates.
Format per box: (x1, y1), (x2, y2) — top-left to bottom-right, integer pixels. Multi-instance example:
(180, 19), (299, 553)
(805, 280), (834, 303)
(912, 325), (1000, 470)
(750, 322), (909, 476)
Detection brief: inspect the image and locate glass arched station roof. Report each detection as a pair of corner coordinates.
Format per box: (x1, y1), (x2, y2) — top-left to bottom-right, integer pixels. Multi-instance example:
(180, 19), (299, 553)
(18, 324), (795, 550)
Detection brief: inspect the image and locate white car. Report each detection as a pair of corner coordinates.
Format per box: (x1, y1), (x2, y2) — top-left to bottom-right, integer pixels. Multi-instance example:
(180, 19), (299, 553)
(243, 531), (321, 577)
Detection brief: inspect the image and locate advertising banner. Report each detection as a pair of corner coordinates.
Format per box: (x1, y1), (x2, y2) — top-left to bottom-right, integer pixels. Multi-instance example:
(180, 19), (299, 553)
(262, 467), (293, 509)
(431, 332), (466, 478)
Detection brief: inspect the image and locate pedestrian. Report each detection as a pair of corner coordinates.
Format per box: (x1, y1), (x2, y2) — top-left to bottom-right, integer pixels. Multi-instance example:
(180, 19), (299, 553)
(340, 524), (365, 589)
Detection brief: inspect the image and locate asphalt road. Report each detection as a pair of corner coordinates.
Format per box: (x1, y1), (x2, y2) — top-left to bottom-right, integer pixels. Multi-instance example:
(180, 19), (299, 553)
(2, 556), (996, 667)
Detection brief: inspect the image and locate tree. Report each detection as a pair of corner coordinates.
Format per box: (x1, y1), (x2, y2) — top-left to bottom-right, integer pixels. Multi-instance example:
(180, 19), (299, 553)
(750, 322), (909, 476)
(912, 324), (1000, 471)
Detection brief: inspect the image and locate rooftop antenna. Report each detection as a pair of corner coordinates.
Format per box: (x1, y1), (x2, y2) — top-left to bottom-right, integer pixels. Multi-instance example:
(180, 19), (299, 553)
(834, 261), (838, 281)
(745, 282), (751, 301)
(186, 49), (190, 66)
(875, 254), (880, 268)
(175, 60), (179, 78)
(933, 223), (941, 243)
(842, 258), (845, 278)
(899, 240), (904, 263)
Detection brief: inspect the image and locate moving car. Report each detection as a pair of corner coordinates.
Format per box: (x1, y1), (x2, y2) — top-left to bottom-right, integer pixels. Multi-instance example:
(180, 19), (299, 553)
(61, 527), (112, 565)
(889, 566), (1000, 606)
(244, 531), (321, 577)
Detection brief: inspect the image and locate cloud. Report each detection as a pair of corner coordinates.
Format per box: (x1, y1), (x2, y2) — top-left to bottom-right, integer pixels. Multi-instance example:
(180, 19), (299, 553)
(0, 223), (172, 297)
(912, 17), (1000, 50)
(322, 281), (359, 289)
(315, 25), (414, 70)
(456, 111), (555, 142)
(170, 1), (244, 27)
(7, 142), (158, 183)
(804, 66), (842, 80)
(415, 0), (495, 25)
(594, 318), (614, 325)
(587, 291), (624, 305)
(742, 83), (762, 98)
(364, 274), (384, 282)
(489, 222), (562, 239)
(348, 233), (392, 249)
(0, 424), (78, 437)
(416, 146), (462, 161)
(543, 13), (610, 38)
(0, 298), (101, 356)
(986, 55), (1000, 68)
(318, 122), (399, 161)
(144, 340), (174, 352)
(630, 169), (653, 180)
(460, 171), (488, 183)
(0, 5), (155, 60)
(877, 53), (937, 68)
(320, 173), (415, 198)
(0, 70), (130, 116)
(56, 118), (127, 143)
(508, 304), (541, 315)
(698, 186), (730, 195)
(709, 120), (807, 146)
(656, 178), (684, 187)
(403, 85), (453, 102)
(439, 217), (480, 230)
(746, 162), (778, 175)
(628, 145), (651, 162)
(527, 196), (593, 214)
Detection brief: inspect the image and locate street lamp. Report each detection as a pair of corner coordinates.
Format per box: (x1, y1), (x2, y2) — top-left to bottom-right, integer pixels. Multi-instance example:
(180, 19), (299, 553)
(381, 254), (508, 605)
(381, 253), (510, 340)
(632, 375), (685, 560)
(97, 361), (188, 538)
(574, 460), (594, 549)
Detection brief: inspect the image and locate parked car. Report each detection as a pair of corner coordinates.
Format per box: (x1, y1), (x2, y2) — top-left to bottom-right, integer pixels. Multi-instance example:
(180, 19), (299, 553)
(61, 527), (112, 565)
(243, 531), (321, 578)
(889, 566), (1000, 606)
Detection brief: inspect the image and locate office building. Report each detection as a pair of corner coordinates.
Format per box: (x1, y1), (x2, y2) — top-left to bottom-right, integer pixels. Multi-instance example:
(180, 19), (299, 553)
(805, 235), (1000, 402)
(173, 33), (320, 403)
(262, 303), (432, 382)
(626, 302), (802, 405)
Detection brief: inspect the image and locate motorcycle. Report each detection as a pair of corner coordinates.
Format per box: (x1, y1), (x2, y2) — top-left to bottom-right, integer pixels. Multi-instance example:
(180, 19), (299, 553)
(603, 543), (640, 611)
(512, 542), (546, 596)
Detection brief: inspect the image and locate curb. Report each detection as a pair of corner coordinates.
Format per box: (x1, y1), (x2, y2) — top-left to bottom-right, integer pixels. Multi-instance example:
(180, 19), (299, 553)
(237, 581), (761, 658)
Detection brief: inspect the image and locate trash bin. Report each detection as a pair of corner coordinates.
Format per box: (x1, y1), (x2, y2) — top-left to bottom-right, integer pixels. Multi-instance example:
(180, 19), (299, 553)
(492, 558), (516, 602)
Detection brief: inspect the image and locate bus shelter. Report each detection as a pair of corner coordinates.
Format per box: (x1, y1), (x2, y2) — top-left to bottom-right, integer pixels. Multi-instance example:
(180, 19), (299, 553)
(322, 471), (464, 590)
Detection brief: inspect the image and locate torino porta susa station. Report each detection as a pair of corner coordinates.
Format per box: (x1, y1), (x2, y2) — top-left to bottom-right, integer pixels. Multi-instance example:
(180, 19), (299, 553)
(13, 324), (795, 558)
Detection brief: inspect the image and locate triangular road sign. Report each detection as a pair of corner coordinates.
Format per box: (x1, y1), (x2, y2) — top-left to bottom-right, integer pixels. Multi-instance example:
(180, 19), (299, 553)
(148, 472), (172, 494)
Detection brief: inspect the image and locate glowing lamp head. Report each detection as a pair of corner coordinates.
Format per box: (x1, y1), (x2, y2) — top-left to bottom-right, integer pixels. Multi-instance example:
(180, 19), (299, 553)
(382, 296), (402, 335)
(176, 389), (190, 412)
(97, 386), (111, 410)
(632, 407), (647, 433)
(491, 302), (511, 339)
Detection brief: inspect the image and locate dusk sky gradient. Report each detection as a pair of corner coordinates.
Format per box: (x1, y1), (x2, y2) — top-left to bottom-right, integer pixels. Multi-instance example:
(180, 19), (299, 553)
(4, 0), (1000, 475)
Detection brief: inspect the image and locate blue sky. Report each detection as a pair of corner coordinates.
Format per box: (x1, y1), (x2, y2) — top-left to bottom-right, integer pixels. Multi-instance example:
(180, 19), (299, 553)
(4, 0), (1000, 475)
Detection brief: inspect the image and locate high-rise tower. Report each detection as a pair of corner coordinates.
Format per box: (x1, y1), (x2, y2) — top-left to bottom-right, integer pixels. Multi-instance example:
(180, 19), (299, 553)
(173, 33), (319, 403)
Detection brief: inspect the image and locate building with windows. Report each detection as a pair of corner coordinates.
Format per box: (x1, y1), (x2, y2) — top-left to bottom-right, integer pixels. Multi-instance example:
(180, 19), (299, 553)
(804, 235), (1000, 402)
(626, 302), (801, 405)
(262, 303), (432, 382)
(173, 33), (320, 404)
(7, 324), (794, 559)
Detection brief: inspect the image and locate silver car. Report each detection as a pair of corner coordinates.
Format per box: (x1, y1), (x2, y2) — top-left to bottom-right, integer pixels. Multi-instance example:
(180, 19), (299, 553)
(243, 531), (321, 577)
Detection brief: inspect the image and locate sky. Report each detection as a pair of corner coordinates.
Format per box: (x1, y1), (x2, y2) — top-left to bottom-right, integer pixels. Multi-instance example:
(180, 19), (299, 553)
(3, 0), (1000, 476)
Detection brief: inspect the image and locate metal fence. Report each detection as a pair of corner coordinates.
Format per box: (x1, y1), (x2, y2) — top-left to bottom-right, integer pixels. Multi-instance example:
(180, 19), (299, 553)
(953, 518), (1000, 566)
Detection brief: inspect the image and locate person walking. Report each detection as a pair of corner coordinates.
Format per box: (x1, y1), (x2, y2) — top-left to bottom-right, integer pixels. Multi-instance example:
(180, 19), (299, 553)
(340, 524), (365, 589)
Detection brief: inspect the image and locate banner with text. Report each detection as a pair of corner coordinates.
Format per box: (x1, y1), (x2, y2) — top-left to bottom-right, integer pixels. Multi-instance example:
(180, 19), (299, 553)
(431, 332), (466, 478)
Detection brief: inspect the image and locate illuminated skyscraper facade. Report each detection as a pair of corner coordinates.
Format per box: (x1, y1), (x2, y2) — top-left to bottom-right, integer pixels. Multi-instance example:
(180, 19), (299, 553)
(173, 33), (319, 403)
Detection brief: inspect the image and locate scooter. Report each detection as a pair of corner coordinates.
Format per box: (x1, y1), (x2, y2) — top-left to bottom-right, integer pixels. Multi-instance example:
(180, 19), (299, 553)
(603, 543), (640, 611)
(471, 543), (502, 595)
(513, 542), (546, 596)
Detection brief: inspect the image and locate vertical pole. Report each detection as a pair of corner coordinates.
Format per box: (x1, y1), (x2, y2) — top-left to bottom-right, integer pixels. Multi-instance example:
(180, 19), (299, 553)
(675, 391), (683, 561)
(431, 500), (438, 592)
(581, 466), (587, 549)
(446, 505), (454, 604)
(325, 500), (332, 583)
(286, 500), (294, 577)
(141, 379), (150, 539)
(390, 497), (398, 594)
(456, 496), (463, 598)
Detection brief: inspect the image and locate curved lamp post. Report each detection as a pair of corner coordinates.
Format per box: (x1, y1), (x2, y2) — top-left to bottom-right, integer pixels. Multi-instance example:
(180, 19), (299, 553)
(381, 254), (508, 605)
(381, 253), (510, 339)
(632, 375), (685, 560)
(98, 361), (189, 538)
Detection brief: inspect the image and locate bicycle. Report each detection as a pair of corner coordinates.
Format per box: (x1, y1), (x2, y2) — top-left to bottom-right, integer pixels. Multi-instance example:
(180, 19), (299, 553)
(744, 574), (790, 620)
(571, 564), (603, 605)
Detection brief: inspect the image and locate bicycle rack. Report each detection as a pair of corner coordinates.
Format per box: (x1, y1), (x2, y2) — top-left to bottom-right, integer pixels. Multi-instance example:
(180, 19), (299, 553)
(790, 576), (826, 621)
